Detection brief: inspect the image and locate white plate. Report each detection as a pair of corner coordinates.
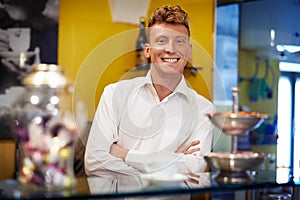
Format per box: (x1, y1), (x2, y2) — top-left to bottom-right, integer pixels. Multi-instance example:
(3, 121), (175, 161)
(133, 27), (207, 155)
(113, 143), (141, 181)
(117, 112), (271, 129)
(140, 173), (188, 183)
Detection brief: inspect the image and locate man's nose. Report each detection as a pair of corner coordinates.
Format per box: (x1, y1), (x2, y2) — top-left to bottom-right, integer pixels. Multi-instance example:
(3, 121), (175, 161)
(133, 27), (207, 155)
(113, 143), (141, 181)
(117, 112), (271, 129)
(164, 42), (176, 53)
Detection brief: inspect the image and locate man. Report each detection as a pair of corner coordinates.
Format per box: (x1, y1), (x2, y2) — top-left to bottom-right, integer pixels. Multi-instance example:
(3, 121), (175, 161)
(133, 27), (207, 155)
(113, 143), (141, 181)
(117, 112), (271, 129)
(85, 5), (214, 176)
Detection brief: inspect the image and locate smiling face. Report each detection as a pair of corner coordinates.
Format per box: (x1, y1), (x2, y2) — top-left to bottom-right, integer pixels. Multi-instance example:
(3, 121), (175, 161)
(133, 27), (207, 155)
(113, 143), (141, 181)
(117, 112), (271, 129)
(144, 22), (192, 75)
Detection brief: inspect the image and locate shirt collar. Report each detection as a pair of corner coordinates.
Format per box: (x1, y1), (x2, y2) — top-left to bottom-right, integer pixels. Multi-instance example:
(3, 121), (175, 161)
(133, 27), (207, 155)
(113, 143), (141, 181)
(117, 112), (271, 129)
(143, 71), (190, 98)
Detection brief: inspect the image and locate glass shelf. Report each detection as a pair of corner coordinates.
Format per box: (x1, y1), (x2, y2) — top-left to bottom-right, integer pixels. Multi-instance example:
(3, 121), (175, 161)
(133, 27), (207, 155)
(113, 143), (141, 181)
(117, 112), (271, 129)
(0, 168), (299, 199)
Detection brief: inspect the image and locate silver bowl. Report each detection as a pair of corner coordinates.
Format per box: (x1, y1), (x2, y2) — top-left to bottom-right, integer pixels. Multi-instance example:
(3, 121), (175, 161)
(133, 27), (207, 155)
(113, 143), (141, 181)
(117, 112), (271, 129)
(205, 152), (266, 172)
(205, 152), (266, 183)
(206, 112), (266, 136)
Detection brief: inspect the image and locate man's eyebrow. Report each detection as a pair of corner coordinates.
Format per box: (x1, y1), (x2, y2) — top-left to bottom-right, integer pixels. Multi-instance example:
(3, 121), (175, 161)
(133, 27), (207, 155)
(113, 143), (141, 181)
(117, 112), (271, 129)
(175, 35), (188, 38)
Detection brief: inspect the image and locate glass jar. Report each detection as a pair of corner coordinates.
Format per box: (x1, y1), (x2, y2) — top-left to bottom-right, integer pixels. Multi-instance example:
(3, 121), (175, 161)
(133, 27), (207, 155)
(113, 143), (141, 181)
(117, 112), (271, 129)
(14, 64), (84, 191)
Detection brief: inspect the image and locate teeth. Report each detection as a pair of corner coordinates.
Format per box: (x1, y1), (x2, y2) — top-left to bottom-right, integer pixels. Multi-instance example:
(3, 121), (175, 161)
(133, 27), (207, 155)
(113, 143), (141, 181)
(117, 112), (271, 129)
(163, 58), (178, 63)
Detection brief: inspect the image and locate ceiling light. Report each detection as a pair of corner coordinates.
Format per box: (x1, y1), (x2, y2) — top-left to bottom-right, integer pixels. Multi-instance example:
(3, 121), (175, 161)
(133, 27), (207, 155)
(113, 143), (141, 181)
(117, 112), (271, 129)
(276, 44), (300, 53)
(270, 29), (275, 47)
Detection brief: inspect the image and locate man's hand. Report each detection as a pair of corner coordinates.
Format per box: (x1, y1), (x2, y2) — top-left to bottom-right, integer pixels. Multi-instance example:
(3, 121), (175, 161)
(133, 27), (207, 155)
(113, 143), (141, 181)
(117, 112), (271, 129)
(110, 143), (129, 160)
(176, 140), (200, 155)
(186, 173), (200, 184)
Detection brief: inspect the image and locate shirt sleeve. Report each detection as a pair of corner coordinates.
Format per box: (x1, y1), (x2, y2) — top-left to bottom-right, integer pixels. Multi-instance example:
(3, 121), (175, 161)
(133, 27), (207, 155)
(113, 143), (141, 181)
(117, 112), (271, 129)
(124, 97), (215, 174)
(84, 85), (141, 176)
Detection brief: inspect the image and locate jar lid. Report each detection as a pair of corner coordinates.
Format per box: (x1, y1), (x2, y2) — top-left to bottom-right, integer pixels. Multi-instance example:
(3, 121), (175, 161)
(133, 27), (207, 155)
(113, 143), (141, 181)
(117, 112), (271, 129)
(22, 64), (68, 88)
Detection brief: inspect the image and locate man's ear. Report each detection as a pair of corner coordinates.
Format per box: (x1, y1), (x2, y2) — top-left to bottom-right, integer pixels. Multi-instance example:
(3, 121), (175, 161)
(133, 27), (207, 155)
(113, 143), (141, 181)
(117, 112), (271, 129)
(144, 43), (151, 58)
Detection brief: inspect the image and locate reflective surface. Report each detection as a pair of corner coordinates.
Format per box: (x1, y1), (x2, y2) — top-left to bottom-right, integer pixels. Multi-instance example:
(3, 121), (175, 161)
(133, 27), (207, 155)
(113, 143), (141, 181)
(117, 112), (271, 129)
(205, 152), (266, 184)
(206, 109), (268, 183)
(206, 112), (266, 136)
(0, 168), (298, 199)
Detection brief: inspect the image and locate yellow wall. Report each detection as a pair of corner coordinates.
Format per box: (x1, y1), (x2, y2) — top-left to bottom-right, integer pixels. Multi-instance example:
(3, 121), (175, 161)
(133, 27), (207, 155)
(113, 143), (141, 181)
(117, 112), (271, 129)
(238, 50), (279, 118)
(59, 0), (215, 120)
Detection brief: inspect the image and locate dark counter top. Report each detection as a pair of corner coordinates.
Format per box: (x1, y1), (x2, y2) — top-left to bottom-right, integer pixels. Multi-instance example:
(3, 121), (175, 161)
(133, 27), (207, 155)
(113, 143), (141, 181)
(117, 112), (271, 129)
(0, 168), (299, 199)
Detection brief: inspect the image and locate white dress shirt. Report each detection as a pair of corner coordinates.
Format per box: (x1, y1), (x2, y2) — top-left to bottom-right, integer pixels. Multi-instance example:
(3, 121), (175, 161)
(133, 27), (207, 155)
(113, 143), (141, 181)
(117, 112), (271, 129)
(85, 72), (215, 176)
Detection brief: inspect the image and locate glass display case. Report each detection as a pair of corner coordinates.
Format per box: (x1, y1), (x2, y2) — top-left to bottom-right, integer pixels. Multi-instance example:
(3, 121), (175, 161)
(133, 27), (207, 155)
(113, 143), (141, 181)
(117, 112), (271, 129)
(0, 168), (299, 199)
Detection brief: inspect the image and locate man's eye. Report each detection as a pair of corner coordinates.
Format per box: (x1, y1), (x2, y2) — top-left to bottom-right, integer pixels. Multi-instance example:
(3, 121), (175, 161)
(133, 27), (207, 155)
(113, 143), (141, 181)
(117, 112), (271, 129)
(176, 39), (186, 45)
(158, 38), (167, 44)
